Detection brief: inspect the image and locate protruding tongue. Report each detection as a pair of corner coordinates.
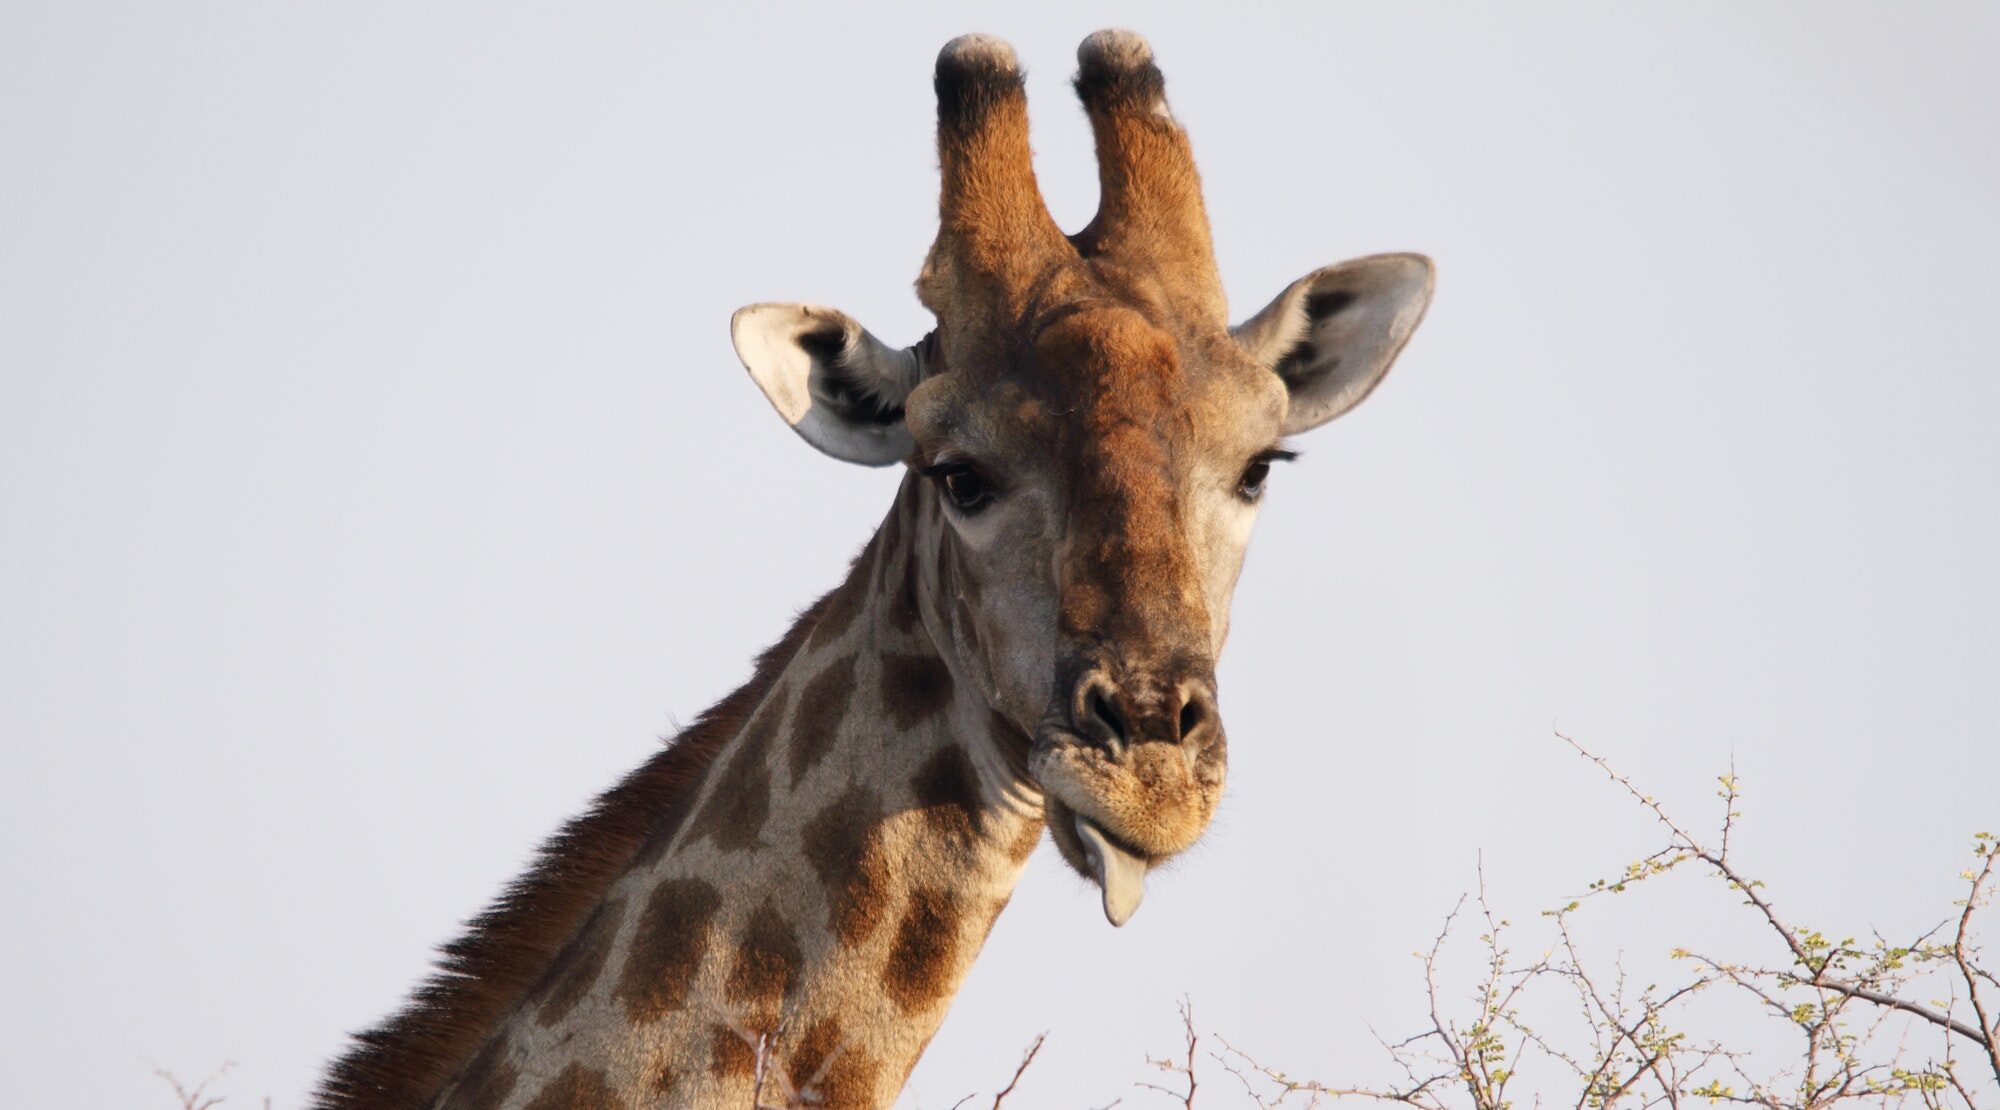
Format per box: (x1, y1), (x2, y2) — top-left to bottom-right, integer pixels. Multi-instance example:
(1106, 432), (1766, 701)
(1075, 815), (1148, 926)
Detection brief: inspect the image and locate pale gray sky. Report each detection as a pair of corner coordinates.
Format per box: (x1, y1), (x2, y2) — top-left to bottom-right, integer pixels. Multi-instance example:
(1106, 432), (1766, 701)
(3, 3), (1996, 1107)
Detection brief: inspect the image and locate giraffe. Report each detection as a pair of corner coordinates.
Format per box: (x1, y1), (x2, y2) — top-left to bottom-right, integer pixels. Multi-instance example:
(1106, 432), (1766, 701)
(316, 29), (1432, 1110)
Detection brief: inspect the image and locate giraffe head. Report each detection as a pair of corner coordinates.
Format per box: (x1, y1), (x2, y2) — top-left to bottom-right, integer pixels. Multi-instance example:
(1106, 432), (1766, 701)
(732, 31), (1431, 926)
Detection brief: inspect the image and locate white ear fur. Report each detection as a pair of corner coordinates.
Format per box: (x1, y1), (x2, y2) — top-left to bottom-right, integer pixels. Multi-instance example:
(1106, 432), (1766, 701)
(730, 303), (923, 467)
(1231, 253), (1434, 434)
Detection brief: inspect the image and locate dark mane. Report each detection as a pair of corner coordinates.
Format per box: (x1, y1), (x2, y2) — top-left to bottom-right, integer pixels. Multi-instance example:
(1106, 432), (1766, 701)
(312, 589), (835, 1109)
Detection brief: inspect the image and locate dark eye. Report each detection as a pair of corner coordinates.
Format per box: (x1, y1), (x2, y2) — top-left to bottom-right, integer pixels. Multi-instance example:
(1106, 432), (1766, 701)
(1237, 459), (1272, 501)
(935, 464), (994, 512)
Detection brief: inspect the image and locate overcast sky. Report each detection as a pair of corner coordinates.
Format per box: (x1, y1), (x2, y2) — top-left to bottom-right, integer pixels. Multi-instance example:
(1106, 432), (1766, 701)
(4, 3), (1997, 1107)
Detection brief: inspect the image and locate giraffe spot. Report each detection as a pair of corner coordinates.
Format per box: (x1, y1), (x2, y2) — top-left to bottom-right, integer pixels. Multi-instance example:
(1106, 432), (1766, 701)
(441, 1038), (516, 1110)
(523, 1062), (623, 1110)
(684, 685), (790, 852)
(811, 543), (875, 649)
(615, 877), (722, 1023)
(709, 1024), (758, 1079)
(788, 653), (858, 783)
(818, 1046), (884, 1109)
(911, 743), (983, 847)
(725, 900), (802, 1012)
(802, 785), (890, 946)
(882, 886), (964, 1014)
(785, 1017), (846, 1095)
(881, 652), (952, 729)
(533, 894), (627, 1028)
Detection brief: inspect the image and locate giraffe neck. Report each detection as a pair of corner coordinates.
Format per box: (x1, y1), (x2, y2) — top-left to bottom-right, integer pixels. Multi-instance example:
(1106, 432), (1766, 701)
(441, 478), (1046, 1110)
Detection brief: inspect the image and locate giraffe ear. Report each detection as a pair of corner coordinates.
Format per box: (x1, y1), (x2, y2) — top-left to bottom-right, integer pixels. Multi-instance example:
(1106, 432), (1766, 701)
(1230, 253), (1435, 435)
(730, 304), (924, 466)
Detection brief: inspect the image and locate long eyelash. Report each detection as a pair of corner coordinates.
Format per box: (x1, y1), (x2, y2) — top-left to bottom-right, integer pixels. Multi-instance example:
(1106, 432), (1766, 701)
(918, 462), (959, 479)
(1255, 448), (1301, 464)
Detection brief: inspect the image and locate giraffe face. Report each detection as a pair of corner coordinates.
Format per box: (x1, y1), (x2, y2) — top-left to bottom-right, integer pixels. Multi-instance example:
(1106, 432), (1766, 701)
(898, 299), (1288, 924)
(732, 30), (1434, 925)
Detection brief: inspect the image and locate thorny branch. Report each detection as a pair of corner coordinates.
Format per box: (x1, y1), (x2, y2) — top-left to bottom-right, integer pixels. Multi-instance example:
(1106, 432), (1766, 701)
(1150, 734), (1994, 1108)
(1139, 1000), (1202, 1108)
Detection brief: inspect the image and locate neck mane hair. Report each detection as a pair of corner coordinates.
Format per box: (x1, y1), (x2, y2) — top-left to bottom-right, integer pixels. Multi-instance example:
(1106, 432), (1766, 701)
(314, 587), (834, 1109)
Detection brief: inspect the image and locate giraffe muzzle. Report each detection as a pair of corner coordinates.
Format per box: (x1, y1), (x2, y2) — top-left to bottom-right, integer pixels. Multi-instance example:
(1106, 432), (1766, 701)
(1031, 660), (1229, 926)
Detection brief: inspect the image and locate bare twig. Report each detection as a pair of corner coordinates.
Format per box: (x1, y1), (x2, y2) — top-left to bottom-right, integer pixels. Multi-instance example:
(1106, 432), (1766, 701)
(153, 1063), (234, 1110)
(1138, 1000), (1200, 1108)
(989, 1032), (1047, 1109)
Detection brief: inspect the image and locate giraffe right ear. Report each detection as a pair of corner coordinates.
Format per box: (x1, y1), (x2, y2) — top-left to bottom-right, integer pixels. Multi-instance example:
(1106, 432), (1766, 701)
(1231, 253), (1434, 435)
(730, 304), (924, 467)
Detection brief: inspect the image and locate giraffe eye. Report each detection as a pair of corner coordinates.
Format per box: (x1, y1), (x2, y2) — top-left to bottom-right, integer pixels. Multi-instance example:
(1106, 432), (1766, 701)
(1237, 448), (1297, 502)
(1237, 460), (1272, 501)
(930, 464), (995, 513)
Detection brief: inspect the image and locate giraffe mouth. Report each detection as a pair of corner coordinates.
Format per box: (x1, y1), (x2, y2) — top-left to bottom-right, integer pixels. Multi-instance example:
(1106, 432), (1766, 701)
(1033, 724), (1225, 927)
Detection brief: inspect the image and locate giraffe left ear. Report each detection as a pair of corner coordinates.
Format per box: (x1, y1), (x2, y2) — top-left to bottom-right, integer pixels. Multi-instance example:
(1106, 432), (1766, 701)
(731, 303), (924, 466)
(1231, 253), (1435, 435)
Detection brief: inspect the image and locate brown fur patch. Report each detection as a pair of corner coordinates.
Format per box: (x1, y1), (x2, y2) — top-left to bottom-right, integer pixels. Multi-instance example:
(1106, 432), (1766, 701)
(911, 743), (984, 847)
(532, 894), (627, 1028)
(880, 652), (952, 728)
(438, 1039), (515, 1110)
(615, 878), (722, 1023)
(787, 652), (858, 783)
(725, 900), (802, 1011)
(683, 684), (791, 853)
(785, 1017), (846, 1094)
(522, 1062), (623, 1110)
(313, 592), (833, 1110)
(709, 1025), (757, 1079)
(802, 785), (891, 946)
(818, 1049), (884, 1110)
(882, 887), (965, 1014)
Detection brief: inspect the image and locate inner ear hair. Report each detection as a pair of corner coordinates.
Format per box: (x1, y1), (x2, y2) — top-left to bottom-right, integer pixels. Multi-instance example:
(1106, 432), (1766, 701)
(1269, 289), (1357, 390)
(800, 327), (907, 427)
(1231, 253), (1434, 434)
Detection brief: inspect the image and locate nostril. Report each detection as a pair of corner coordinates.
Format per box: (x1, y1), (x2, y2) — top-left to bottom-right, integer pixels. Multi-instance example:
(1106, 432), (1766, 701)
(1177, 698), (1203, 741)
(1087, 687), (1127, 748)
